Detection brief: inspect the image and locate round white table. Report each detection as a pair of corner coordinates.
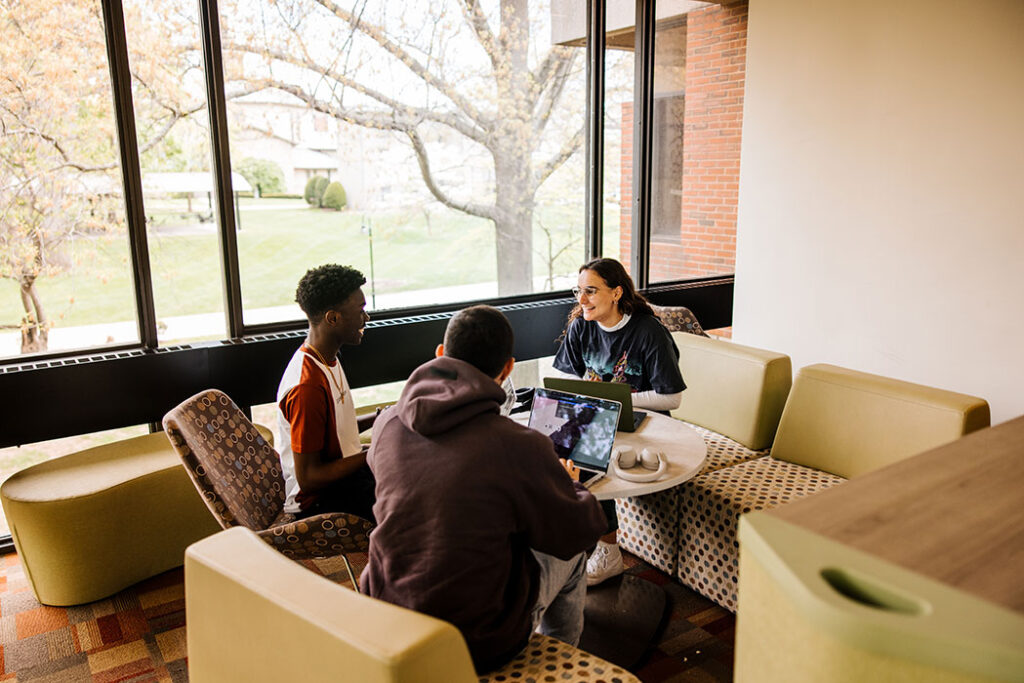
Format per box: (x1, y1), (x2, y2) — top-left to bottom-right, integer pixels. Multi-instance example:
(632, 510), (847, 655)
(585, 411), (706, 500)
(513, 410), (707, 501)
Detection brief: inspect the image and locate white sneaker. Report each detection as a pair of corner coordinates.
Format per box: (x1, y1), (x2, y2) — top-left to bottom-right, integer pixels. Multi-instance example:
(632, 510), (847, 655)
(586, 541), (624, 586)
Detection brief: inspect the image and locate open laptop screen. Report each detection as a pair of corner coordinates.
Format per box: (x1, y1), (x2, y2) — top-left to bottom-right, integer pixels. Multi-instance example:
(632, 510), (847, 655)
(527, 388), (621, 474)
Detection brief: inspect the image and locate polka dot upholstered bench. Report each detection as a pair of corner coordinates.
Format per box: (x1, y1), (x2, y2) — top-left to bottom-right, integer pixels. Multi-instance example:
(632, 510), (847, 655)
(616, 422), (767, 575)
(676, 363), (990, 612)
(676, 456), (844, 611)
(479, 633), (637, 683)
(614, 331), (790, 578)
(0, 426), (271, 606)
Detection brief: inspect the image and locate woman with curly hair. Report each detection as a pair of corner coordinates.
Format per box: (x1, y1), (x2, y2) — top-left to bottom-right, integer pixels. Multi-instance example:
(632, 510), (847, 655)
(552, 257), (686, 584)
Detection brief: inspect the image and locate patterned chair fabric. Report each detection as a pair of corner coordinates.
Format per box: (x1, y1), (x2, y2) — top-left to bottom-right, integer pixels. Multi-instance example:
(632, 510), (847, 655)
(479, 633), (639, 683)
(676, 456), (844, 612)
(616, 423), (766, 575)
(616, 488), (679, 575)
(163, 389), (373, 561)
(650, 304), (710, 337)
(685, 421), (769, 474)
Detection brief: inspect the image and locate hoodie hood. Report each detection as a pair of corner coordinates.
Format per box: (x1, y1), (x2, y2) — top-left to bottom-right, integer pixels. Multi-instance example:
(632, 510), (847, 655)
(397, 356), (506, 436)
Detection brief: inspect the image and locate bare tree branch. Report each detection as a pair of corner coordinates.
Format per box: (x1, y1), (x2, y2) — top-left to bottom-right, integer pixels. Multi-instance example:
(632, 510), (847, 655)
(459, 0), (499, 70)
(312, 0), (489, 127)
(3, 80), (260, 174)
(225, 42), (490, 146)
(531, 48), (576, 135)
(530, 47), (563, 99)
(533, 124), (583, 189)
(406, 129), (496, 221)
(255, 79), (423, 134)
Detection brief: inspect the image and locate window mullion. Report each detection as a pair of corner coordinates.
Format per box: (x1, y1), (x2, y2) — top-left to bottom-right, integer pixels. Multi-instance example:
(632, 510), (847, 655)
(198, 0), (244, 339)
(585, 0), (606, 261)
(631, 0), (656, 288)
(100, 0), (158, 349)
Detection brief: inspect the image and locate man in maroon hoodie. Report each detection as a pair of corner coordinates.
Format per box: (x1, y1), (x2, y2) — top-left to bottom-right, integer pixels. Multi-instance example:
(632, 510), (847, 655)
(360, 305), (607, 672)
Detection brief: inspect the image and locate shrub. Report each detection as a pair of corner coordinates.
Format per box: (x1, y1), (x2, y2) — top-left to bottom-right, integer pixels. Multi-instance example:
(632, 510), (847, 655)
(304, 175), (330, 207)
(313, 177), (330, 205)
(235, 157), (285, 196)
(321, 181), (347, 210)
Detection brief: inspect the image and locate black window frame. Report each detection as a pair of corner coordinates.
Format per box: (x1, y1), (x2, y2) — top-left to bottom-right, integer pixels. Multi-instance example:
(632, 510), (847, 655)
(0, 0), (735, 436)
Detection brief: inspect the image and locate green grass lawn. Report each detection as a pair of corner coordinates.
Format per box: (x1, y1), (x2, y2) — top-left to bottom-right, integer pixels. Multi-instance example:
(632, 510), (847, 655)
(0, 199), (612, 329)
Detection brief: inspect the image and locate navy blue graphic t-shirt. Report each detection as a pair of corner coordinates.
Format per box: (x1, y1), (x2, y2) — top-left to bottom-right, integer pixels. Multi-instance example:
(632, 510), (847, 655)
(553, 314), (686, 394)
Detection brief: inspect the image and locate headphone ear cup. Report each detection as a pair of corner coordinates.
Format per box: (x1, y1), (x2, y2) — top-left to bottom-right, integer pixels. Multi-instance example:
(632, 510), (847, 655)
(613, 446), (637, 469)
(639, 448), (661, 470)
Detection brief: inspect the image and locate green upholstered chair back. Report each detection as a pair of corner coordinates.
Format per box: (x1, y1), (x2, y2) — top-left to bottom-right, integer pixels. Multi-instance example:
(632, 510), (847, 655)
(770, 364), (990, 479)
(670, 332), (793, 451)
(186, 527), (641, 683)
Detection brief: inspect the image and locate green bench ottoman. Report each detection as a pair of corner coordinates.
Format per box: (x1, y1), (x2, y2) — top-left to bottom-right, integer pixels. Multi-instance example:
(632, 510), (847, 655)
(1, 426), (272, 606)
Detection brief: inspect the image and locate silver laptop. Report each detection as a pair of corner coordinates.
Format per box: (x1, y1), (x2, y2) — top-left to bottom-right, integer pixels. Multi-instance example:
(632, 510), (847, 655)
(543, 377), (647, 432)
(527, 388), (621, 486)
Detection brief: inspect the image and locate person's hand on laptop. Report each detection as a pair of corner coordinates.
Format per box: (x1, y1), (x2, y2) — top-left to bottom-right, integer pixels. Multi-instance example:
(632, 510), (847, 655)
(559, 458), (580, 482)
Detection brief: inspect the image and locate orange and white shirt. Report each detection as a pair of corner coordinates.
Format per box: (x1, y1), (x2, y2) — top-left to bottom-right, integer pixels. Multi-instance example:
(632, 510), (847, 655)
(276, 345), (361, 514)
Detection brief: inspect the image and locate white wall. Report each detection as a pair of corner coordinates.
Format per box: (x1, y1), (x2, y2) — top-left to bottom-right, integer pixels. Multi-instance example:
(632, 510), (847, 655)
(733, 0), (1024, 424)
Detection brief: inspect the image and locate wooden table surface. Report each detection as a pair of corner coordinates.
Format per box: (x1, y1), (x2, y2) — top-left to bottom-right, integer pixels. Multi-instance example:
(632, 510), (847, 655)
(770, 414), (1024, 614)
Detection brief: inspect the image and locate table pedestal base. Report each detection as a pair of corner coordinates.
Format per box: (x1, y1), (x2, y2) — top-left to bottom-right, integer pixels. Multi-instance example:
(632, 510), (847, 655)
(579, 574), (667, 670)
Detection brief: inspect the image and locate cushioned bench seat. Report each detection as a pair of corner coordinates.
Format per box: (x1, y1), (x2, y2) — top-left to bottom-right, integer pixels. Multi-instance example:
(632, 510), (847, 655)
(617, 334), (791, 574)
(676, 456), (844, 611)
(1, 426), (270, 606)
(679, 363), (990, 612)
(617, 422), (769, 575)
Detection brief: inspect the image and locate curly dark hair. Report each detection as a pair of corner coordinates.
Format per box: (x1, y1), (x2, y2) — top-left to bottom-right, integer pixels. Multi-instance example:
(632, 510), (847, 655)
(566, 257), (655, 326)
(443, 305), (514, 379)
(295, 264), (366, 319)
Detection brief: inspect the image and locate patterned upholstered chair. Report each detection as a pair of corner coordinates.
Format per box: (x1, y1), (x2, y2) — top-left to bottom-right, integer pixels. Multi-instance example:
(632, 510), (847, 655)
(650, 303), (710, 337)
(676, 364), (990, 612)
(186, 527), (640, 683)
(163, 389), (373, 586)
(616, 334), (791, 575)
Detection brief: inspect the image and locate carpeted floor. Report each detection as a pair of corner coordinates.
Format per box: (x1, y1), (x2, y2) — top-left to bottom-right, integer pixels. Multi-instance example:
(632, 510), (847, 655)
(0, 549), (734, 681)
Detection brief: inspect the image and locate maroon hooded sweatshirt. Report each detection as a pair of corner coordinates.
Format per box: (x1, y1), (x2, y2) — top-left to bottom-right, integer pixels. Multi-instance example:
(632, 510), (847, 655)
(360, 356), (606, 671)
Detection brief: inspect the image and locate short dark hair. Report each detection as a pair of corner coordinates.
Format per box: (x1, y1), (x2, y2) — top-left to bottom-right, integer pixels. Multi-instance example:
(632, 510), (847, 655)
(443, 305), (514, 379)
(295, 264), (366, 319)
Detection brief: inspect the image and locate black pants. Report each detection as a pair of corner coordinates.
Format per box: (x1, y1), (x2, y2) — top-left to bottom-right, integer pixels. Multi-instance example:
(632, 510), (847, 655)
(298, 464), (377, 524)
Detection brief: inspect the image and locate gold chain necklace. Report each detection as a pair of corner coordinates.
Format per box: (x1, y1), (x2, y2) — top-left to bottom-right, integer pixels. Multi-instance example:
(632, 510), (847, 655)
(303, 343), (346, 404)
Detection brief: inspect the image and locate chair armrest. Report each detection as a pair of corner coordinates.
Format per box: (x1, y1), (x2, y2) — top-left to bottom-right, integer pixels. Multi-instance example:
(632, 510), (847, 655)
(185, 527), (477, 683)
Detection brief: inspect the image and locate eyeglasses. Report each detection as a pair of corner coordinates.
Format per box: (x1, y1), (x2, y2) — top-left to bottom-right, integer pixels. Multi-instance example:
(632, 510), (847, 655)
(571, 286), (604, 298)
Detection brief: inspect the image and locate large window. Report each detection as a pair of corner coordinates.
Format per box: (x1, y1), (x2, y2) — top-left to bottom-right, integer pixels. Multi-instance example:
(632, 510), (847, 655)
(0, 1), (139, 360)
(0, 0), (744, 547)
(649, 3), (743, 283)
(123, 0), (228, 345)
(0, 0), (742, 361)
(218, 0), (588, 325)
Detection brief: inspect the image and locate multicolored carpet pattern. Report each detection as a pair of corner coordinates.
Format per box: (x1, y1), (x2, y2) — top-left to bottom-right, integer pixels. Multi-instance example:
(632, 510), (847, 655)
(0, 549), (734, 681)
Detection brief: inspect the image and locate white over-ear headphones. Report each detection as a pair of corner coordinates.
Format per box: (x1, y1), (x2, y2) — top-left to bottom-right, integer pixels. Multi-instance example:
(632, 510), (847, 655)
(611, 446), (667, 483)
